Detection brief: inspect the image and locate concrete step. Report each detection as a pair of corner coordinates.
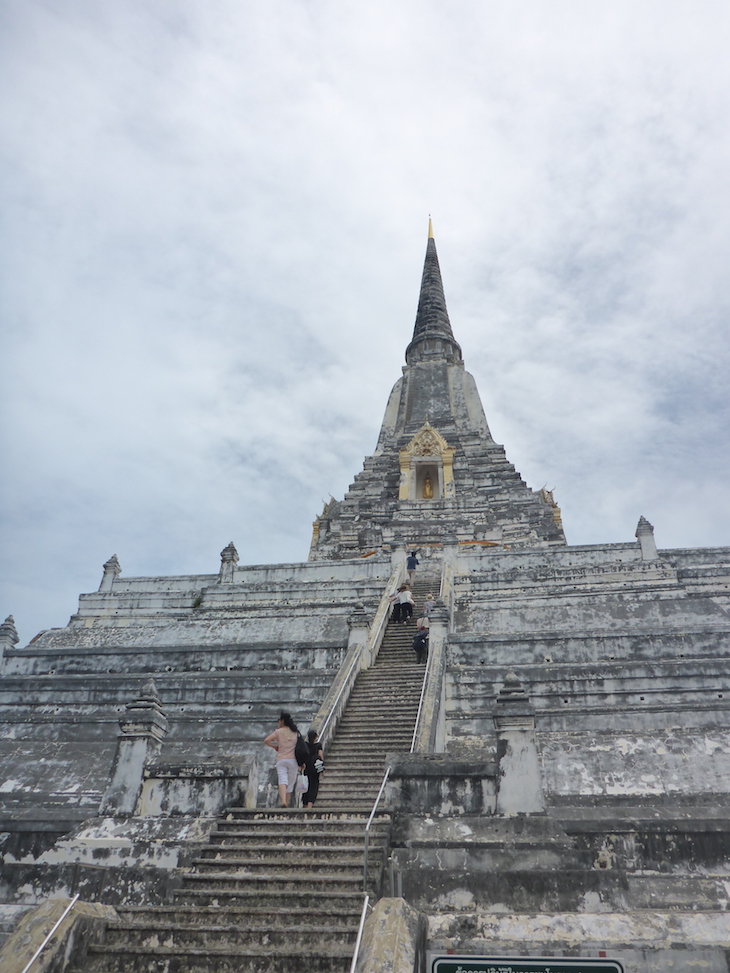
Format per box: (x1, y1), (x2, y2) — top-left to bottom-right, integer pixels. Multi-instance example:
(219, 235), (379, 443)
(219, 808), (390, 820)
(180, 870), (364, 893)
(173, 888), (366, 909)
(78, 942), (355, 973)
(117, 904), (362, 926)
(100, 919), (359, 950)
(209, 831), (386, 848)
(191, 854), (366, 872)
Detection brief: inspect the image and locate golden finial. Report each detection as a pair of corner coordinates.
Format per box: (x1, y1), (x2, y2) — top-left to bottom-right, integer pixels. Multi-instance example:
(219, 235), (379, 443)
(428, 216), (434, 239)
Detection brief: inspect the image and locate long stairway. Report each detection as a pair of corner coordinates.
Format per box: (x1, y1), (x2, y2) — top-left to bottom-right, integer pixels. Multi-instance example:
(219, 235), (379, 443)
(315, 572), (438, 812)
(74, 572), (439, 972)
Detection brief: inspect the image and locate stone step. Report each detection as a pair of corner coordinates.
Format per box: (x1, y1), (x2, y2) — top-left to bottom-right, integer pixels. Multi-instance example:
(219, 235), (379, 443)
(192, 853), (366, 871)
(210, 831), (386, 848)
(314, 798), (389, 812)
(326, 719), (416, 730)
(180, 870), (364, 893)
(325, 733), (414, 744)
(331, 711), (419, 722)
(324, 742), (413, 752)
(100, 920), (358, 949)
(215, 820), (388, 836)
(313, 789), (388, 805)
(117, 904), (362, 926)
(78, 942), (355, 973)
(342, 688), (417, 698)
(219, 808), (390, 821)
(315, 772), (400, 787)
(174, 888), (366, 909)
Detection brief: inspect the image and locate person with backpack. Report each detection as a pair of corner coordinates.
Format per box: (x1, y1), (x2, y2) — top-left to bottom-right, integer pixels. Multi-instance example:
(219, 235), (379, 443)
(303, 729), (324, 809)
(413, 625), (429, 664)
(264, 710), (300, 808)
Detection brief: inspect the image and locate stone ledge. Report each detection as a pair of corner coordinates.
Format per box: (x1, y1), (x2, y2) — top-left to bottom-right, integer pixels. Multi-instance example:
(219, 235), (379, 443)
(388, 754), (496, 778)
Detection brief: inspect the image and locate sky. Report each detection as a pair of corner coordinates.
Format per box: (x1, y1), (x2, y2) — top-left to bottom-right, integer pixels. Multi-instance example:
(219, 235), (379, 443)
(2, 2), (729, 646)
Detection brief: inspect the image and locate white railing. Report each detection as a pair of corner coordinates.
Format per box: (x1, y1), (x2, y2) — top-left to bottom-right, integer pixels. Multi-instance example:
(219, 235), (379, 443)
(314, 562), (406, 748)
(21, 895), (79, 973)
(348, 894), (371, 973)
(318, 650), (361, 744)
(410, 662), (430, 753)
(362, 766), (391, 890)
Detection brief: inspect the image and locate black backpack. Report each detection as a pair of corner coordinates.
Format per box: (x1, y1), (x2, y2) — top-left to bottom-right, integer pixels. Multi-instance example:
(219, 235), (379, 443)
(294, 733), (309, 766)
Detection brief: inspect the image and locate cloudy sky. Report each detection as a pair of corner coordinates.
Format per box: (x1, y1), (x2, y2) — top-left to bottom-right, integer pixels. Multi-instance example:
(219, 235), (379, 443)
(2, 2), (729, 645)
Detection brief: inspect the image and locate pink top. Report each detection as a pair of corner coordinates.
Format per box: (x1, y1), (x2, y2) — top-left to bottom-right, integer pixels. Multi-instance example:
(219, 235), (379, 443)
(267, 726), (297, 761)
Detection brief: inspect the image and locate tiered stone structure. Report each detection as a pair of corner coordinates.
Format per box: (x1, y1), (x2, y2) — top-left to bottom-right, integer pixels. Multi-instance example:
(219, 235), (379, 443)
(1, 227), (728, 971)
(310, 221), (565, 559)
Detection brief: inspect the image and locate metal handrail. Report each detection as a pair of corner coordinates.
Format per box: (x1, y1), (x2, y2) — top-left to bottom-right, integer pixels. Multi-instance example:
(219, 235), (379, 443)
(363, 766), (391, 890)
(317, 563), (406, 746)
(348, 894), (371, 973)
(318, 650), (361, 743)
(21, 894), (79, 973)
(410, 661), (430, 753)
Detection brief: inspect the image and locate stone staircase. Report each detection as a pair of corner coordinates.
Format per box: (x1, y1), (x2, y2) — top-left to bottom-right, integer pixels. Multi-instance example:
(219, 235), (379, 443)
(316, 573), (438, 812)
(72, 573), (440, 972)
(75, 808), (391, 973)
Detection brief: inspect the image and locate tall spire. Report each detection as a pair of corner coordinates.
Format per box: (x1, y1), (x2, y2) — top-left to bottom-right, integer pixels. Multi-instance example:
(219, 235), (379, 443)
(405, 221), (462, 364)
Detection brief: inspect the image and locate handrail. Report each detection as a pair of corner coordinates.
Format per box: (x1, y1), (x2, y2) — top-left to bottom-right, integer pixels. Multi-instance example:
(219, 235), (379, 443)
(348, 894), (371, 973)
(21, 894), (79, 973)
(410, 661), (430, 753)
(318, 650), (361, 743)
(366, 766), (391, 832)
(363, 766), (391, 890)
(315, 562), (405, 748)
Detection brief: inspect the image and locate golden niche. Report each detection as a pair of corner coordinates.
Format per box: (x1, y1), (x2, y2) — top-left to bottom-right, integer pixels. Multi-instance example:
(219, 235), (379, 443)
(398, 422), (455, 501)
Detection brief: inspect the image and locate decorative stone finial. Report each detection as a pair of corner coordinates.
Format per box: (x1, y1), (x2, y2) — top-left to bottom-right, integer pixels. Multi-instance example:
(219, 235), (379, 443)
(99, 554), (121, 592)
(0, 616), (20, 664)
(219, 542), (239, 584)
(497, 671), (528, 702)
(0, 615), (19, 648)
(139, 678), (161, 704)
(347, 602), (370, 630)
(120, 679), (168, 739)
(635, 516), (658, 561)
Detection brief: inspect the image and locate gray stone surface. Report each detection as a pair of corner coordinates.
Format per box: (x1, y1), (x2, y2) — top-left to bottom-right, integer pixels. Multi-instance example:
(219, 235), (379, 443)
(356, 897), (427, 973)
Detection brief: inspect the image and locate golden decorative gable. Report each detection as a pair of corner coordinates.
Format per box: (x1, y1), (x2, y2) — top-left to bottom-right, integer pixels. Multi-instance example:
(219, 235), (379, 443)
(402, 422), (449, 458)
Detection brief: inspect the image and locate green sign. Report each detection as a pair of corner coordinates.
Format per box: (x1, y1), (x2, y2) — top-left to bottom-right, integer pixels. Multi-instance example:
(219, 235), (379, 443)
(431, 957), (624, 973)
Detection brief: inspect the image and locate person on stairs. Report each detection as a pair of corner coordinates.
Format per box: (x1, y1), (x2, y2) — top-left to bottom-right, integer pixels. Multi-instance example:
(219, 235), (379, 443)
(303, 729), (324, 809)
(406, 550), (419, 583)
(264, 710), (300, 808)
(393, 583), (415, 623)
(413, 625), (429, 664)
(389, 583), (412, 623)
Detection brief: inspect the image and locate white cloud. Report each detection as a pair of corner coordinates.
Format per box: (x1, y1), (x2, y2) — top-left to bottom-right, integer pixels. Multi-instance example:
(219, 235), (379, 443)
(2, 1), (730, 643)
